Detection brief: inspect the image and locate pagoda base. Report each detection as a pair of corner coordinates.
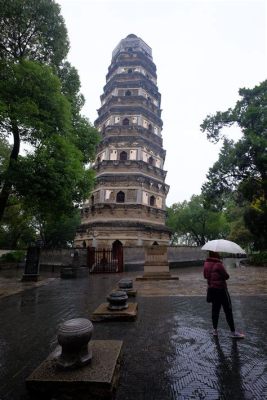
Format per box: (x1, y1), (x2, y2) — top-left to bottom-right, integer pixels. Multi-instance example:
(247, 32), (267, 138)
(75, 220), (171, 248)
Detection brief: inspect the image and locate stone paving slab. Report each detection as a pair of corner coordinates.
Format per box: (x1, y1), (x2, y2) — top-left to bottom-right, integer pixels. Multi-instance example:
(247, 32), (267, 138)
(0, 275), (57, 298)
(91, 303), (138, 322)
(134, 266), (267, 296)
(0, 266), (267, 400)
(0, 265), (266, 298)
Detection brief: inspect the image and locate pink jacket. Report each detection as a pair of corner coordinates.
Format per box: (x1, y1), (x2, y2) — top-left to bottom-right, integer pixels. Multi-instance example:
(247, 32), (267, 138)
(203, 257), (229, 289)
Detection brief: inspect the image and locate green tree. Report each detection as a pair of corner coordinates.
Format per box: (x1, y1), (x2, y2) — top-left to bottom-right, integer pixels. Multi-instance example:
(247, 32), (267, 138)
(0, 0), (99, 226)
(0, 136), (11, 181)
(0, 200), (36, 249)
(166, 195), (229, 246)
(0, 0), (69, 66)
(40, 211), (81, 248)
(224, 198), (254, 250)
(201, 80), (267, 250)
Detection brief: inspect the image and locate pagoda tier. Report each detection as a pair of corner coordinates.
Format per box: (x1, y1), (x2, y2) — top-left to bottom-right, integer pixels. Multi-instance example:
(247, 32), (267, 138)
(75, 34), (171, 247)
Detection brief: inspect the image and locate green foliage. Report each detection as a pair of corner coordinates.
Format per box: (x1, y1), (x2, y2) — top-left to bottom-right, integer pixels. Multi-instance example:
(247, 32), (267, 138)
(0, 59), (71, 142)
(0, 0), (69, 66)
(71, 116), (100, 163)
(0, 198), (37, 249)
(0, 250), (26, 263)
(57, 61), (100, 162)
(248, 251), (267, 266)
(41, 210), (81, 248)
(0, 137), (11, 179)
(58, 61), (85, 115)
(244, 198), (267, 250)
(166, 195), (230, 246)
(224, 198), (254, 250)
(14, 135), (96, 218)
(201, 139), (240, 209)
(201, 80), (267, 250)
(0, 0), (99, 235)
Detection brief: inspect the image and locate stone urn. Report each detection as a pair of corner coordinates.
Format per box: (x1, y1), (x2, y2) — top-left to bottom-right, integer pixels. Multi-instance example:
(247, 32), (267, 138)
(56, 318), (93, 370)
(107, 290), (128, 310)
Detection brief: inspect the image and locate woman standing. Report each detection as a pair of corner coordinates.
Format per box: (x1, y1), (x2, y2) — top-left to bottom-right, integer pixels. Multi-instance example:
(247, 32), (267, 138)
(204, 251), (245, 338)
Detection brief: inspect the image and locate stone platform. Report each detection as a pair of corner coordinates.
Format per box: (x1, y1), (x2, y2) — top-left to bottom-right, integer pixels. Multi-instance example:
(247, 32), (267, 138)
(136, 272), (179, 281)
(26, 340), (122, 400)
(1, 266), (267, 400)
(91, 303), (138, 322)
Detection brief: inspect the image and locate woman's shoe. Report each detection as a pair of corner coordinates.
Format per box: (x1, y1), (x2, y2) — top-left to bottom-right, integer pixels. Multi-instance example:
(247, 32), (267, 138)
(230, 331), (245, 339)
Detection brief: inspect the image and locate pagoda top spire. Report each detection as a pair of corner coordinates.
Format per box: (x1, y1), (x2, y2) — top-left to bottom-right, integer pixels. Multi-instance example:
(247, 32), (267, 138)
(112, 34), (152, 60)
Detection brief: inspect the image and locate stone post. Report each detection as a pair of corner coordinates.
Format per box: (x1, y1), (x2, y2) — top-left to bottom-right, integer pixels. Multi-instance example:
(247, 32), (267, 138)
(21, 246), (41, 282)
(137, 245), (178, 280)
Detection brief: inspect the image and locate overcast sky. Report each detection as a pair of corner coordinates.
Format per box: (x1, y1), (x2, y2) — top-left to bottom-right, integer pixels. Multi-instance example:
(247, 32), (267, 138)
(57, 0), (266, 206)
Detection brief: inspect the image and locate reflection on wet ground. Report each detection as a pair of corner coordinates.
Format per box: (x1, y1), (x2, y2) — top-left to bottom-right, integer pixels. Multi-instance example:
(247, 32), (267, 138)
(135, 265), (267, 296)
(0, 266), (266, 399)
(0, 268), (57, 298)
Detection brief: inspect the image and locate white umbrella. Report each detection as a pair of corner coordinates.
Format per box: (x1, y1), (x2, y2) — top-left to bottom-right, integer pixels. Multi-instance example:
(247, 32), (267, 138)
(201, 239), (246, 254)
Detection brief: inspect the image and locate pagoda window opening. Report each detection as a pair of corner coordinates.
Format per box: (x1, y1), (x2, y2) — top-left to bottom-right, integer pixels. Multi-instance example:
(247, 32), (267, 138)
(125, 90), (132, 96)
(91, 195), (94, 206)
(148, 123), (153, 132)
(150, 196), (155, 206)
(127, 68), (132, 73)
(148, 156), (154, 166)
(116, 191), (125, 203)
(119, 151), (128, 161)
(123, 118), (130, 126)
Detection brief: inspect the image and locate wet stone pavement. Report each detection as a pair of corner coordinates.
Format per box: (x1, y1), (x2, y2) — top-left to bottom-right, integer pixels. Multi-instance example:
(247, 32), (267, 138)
(0, 266), (267, 400)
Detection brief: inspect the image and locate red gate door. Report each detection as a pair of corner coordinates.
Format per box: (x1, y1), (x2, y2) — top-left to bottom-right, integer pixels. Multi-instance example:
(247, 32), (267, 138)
(112, 240), (123, 273)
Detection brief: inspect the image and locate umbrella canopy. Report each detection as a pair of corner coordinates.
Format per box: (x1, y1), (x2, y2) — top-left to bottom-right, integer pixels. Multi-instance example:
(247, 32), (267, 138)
(201, 239), (246, 254)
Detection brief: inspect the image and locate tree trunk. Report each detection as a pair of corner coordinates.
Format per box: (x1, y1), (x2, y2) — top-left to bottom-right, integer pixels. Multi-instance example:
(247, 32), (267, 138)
(0, 122), (20, 221)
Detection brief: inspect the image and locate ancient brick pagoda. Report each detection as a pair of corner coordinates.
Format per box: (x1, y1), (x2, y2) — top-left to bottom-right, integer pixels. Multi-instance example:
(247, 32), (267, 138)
(75, 34), (170, 248)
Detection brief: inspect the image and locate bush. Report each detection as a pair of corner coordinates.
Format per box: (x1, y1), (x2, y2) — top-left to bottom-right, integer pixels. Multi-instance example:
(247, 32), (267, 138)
(248, 251), (267, 266)
(0, 250), (26, 263)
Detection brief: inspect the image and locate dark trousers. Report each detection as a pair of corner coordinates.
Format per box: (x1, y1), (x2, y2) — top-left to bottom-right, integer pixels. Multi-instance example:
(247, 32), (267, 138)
(211, 288), (235, 332)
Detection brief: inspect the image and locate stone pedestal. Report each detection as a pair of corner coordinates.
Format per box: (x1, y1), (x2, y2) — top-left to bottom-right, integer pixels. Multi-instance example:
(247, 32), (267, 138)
(136, 246), (179, 281)
(21, 246), (40, 282)
(21, 273), (40, 282)
(117, 278), (137, 297)
(26, 340), (122, 400)
(107, 291), (128, 310)
(91, 303), (138, 322)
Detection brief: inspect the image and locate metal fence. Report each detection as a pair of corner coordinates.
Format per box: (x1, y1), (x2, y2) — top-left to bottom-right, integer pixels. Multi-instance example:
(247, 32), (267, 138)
(87, 247), (123, 273)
